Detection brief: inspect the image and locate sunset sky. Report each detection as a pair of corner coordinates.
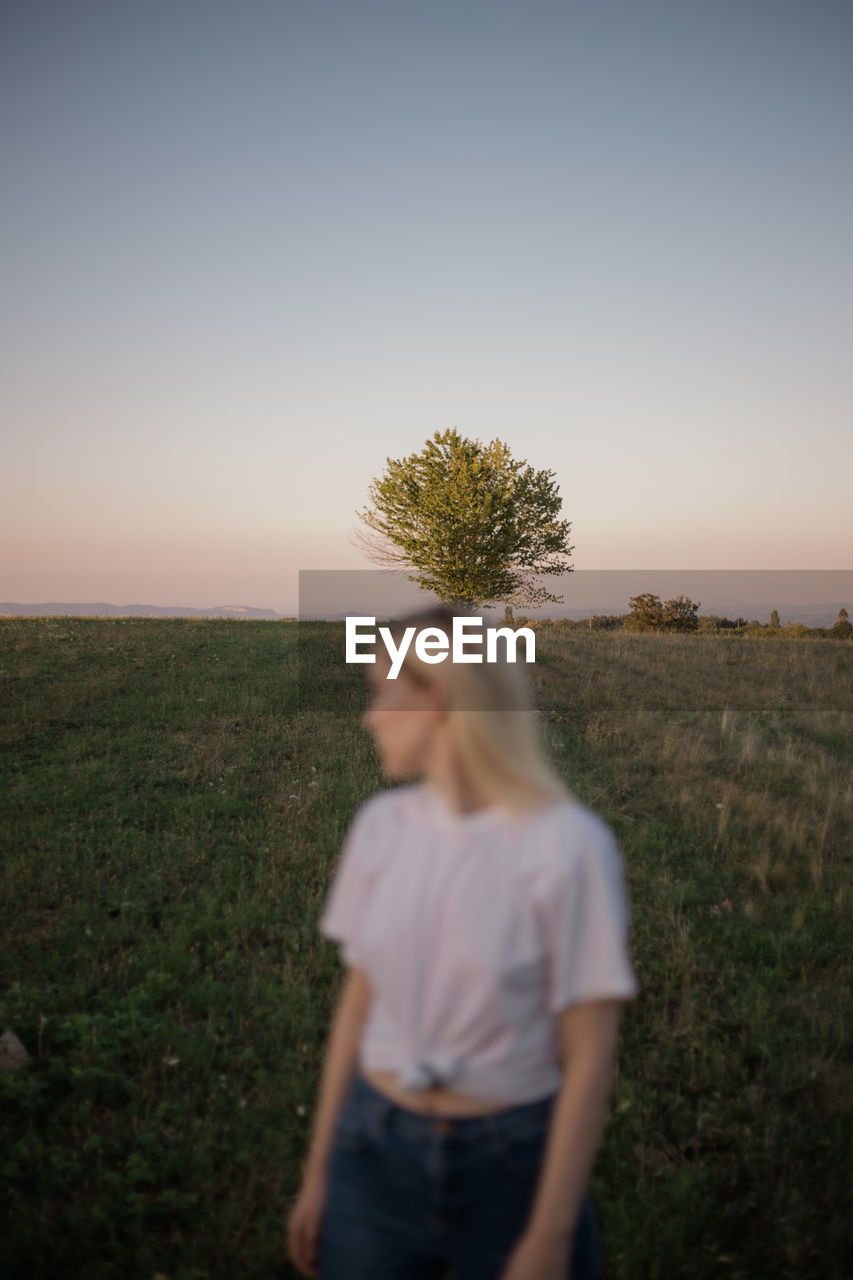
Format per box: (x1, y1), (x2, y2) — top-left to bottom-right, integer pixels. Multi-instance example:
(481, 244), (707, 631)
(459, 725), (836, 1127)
(3, 1), (851, 615)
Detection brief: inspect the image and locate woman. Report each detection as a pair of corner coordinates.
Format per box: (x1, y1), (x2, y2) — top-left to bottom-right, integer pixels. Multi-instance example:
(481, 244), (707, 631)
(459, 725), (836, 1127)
(287, 605), (638, 1279)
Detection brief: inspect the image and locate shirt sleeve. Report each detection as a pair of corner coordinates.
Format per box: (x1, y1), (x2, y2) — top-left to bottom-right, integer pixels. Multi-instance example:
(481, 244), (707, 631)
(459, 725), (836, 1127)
(317, 795), (384, 968)
(539, 813), (639, 1014)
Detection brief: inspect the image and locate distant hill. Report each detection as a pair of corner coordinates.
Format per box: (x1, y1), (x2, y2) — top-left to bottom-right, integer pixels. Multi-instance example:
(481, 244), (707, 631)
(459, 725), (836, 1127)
(0, 602), (285, 620)
(1, 600), (847, 627)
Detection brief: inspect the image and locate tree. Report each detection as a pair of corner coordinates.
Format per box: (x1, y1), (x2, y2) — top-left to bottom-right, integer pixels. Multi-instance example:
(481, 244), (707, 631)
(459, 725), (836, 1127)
(624, 592), (700, 631)
(662, 594), (700, 631)
(770, 609), (781, 628)
(832, 606), (853, 639)
(350, 428), (574, 609)
(623, 593), (665, 631)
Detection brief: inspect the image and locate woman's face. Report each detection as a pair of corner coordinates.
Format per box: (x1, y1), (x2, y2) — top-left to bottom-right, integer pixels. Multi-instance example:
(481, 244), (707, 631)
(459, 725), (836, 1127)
(361, 654), (443, 779)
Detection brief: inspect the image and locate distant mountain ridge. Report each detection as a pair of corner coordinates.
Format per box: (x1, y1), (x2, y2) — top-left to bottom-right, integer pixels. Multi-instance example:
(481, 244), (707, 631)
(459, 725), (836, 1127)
(1, 601), (847, 626)
(0, 602), (286, 619)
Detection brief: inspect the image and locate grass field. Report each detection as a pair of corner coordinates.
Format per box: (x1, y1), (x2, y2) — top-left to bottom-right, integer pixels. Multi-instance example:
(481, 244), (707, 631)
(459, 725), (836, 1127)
(1, 618), (851, 1279)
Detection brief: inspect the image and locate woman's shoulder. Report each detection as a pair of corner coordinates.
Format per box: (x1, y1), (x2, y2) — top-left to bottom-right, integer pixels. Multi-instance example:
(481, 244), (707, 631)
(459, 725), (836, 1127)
(551, 796), (619, 846)
(348, 783), (424, 840)
(520, 792), (614, 838)
(521, 796), (624, 885)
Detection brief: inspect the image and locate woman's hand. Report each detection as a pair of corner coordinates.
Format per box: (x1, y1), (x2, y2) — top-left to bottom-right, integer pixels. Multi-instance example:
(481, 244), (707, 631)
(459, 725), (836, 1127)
(286, 1172), (327, 1278)
(499, 1229), (572, 1280)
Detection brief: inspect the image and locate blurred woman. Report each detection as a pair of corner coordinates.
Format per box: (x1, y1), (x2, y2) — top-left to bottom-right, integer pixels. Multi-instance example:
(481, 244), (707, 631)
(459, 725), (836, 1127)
(287, 604), (638, 1279)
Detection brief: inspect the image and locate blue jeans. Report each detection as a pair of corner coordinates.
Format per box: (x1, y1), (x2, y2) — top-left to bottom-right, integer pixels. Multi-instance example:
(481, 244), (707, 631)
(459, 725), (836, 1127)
(318, 1069), (600, 1279)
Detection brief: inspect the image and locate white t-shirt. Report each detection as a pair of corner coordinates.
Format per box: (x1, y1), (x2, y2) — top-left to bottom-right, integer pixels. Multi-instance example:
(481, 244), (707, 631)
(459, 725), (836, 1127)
(318, 780), (638, 1105)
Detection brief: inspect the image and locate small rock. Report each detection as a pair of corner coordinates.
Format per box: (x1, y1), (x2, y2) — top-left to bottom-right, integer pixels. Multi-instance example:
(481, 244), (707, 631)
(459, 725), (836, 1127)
(0, 1029), (30, 1071)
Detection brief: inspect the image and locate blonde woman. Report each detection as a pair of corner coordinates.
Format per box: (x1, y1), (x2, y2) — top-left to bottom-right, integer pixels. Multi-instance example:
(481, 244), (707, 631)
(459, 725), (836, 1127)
(287, 605), (638, 1279)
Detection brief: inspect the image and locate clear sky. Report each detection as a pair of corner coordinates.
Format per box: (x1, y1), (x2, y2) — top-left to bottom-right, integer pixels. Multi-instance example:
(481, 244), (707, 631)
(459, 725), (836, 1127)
(3, 0), (851, 614)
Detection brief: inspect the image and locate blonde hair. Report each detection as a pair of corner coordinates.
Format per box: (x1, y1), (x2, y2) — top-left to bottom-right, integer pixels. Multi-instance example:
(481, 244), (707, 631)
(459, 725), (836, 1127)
(382, 604), (574, 817)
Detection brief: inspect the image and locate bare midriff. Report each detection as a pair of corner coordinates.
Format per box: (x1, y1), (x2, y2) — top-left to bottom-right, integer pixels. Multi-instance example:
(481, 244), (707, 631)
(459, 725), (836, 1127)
(361, 1067), (512, 1117)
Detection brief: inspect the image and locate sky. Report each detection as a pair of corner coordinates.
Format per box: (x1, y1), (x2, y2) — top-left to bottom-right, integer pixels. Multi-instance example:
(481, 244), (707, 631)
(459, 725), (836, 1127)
(2, 0), (851, 615)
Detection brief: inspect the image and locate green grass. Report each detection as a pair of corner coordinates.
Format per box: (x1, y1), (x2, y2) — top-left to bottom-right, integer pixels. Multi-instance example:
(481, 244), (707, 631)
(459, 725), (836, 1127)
(1, 618), (850, 1279)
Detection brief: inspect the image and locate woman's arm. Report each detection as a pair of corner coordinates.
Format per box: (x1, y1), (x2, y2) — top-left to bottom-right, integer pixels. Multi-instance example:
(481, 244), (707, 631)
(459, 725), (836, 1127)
(301, 965), (373, 1184)
(524, 998), (626, 1242)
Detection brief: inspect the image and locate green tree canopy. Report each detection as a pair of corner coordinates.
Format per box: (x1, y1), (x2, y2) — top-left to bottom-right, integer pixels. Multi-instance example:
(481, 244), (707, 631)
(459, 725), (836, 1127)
(623, 593), (665, 631)
(351, 428), (574, 609)
(624, 592), (700, 632)
(662, 594), (701, 631)
(832, 606), (852, 639)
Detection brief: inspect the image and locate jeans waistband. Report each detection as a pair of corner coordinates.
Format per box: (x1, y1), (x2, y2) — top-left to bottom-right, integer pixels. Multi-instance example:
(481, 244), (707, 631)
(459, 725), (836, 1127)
(347, 1069), (558, 1143)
